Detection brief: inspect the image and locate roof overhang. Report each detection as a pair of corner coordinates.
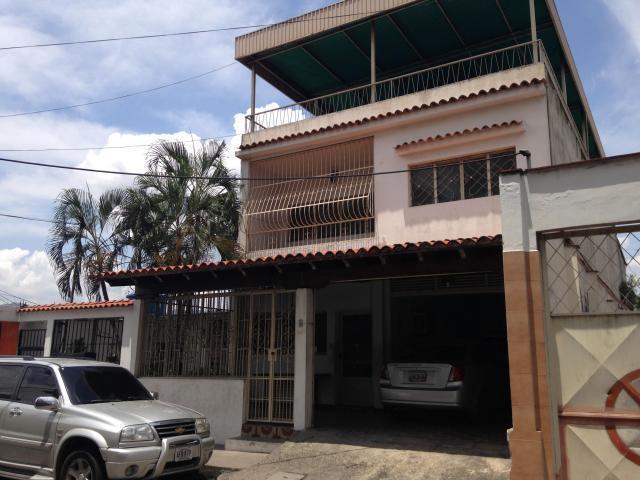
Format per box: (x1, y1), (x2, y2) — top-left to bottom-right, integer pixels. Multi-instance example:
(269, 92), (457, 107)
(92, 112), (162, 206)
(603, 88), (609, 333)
(235, 0), (603, 158)
(101, 236), (503, 293)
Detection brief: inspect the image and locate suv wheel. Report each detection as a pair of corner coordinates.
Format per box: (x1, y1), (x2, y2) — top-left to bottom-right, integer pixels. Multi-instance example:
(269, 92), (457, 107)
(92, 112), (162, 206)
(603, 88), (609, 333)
(60, 449), (105, 480)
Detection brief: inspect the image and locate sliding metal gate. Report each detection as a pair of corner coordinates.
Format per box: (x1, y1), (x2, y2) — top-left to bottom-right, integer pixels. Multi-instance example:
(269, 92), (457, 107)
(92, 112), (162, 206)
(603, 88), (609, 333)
(244, 292), (296, 424)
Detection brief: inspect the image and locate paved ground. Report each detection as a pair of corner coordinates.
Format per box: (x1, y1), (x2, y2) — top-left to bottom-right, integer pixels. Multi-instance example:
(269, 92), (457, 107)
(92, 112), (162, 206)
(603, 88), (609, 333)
(218, 408), (512, 480)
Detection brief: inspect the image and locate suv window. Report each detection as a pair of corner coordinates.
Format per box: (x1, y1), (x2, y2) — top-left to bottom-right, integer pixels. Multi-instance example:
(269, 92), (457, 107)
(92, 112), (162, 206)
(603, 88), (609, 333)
(61, 366), (152, 405)
(16, 366), (60, 405)
(0, 365), (23, 400)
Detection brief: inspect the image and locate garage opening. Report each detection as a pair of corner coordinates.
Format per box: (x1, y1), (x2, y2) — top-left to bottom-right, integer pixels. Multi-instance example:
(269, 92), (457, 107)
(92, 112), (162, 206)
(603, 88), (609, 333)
(313, 273), (511, 455)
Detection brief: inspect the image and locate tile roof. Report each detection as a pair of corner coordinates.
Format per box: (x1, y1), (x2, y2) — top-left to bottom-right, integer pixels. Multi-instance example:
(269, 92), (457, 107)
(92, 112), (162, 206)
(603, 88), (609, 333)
(395, 121), (523, 151)
(100, 235), (502, 280)
(18, 300), (134, 313)
(240, 79), (544, 150)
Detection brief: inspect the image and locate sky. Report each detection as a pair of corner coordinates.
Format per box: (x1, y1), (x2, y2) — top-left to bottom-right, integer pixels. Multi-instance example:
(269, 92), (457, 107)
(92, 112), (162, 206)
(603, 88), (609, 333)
(0, 0), (638, 304)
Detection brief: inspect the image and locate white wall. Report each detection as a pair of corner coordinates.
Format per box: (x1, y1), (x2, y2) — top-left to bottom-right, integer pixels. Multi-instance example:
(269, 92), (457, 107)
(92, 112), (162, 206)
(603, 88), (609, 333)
(140, 377), (244, 444)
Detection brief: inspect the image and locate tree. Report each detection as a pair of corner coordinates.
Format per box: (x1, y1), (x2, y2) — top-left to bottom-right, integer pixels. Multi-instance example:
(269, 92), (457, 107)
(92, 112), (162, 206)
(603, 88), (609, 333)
(48, 187), (128, 302)
(121, 140), (240, 267)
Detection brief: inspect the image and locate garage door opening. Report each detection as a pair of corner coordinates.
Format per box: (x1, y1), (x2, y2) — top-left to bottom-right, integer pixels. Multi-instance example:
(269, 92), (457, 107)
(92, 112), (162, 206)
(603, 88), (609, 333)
(313, 274), (512, 456)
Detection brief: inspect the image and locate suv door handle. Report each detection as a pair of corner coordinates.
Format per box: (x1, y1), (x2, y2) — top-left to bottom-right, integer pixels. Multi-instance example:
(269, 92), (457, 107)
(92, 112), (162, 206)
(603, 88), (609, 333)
(9, 407), (23, 417)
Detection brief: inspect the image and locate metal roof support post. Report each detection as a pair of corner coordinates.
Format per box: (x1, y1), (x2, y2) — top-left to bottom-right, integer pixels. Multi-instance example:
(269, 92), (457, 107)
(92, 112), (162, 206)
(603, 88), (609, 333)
(370, 20), (377, 103)
(250, 64), (257, 133)
(529, 0), (539, 62)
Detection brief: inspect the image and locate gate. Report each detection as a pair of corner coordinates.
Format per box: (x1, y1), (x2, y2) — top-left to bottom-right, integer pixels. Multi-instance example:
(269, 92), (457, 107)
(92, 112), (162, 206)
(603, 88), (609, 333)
(51, 318), (124, 363)
(542, 224), (640, 478)
(244, 292), (296, 424)
(17, 328), (46, 357)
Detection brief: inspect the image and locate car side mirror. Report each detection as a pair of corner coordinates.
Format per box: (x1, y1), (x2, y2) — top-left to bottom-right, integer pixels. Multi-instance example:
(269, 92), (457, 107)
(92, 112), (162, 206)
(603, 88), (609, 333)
(35, 396), (60, 412)
(151, 392), (159, 400)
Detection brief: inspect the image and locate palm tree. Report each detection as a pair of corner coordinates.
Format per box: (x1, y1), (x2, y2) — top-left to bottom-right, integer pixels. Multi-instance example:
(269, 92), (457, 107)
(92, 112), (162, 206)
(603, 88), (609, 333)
(47, 188), (128, 302)
(121, 140), (240, 267)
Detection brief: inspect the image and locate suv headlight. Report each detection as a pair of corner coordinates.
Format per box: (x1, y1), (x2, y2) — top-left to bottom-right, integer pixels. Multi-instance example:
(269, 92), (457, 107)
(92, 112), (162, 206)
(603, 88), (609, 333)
(195, 418), (210, 437)
(120, 424), (155, 443)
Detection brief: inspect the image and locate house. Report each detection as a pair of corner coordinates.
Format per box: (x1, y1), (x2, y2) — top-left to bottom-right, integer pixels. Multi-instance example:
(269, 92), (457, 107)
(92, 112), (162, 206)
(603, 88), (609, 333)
(98, 1), (640, 479)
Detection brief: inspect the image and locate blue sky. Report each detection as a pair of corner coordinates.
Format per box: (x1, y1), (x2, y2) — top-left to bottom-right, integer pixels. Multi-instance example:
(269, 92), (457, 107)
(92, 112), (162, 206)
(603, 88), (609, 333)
(0, 0), (638, 303)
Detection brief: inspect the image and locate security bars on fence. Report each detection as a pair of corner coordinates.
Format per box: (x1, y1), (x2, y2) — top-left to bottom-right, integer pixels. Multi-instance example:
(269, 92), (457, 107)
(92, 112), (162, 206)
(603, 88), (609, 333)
(51, 318), (124, 363)
(244, 137), (375, 256)
(17, 328), (46, 357)
(245, 41), (540, 133)
(542, 225), (640, 315)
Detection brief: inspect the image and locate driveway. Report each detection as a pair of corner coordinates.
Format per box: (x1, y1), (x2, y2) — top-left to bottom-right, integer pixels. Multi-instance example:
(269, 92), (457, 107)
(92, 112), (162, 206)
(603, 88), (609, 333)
(219, 408), (512, 480)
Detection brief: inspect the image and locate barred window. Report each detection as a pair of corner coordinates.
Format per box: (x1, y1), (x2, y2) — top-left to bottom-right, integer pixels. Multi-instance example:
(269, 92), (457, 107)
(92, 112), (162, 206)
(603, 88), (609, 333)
(51, 318), (124, 363)
(410, 150), (516, 207)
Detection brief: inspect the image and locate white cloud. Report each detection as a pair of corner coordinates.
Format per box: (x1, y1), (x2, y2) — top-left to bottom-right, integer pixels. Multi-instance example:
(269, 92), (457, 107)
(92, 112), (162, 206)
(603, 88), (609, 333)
(0, 248), (59, 303)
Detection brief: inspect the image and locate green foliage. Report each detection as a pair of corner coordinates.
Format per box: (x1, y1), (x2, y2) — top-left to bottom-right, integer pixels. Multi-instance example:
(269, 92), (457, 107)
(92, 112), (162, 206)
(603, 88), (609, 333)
(620, 274), (640, 310)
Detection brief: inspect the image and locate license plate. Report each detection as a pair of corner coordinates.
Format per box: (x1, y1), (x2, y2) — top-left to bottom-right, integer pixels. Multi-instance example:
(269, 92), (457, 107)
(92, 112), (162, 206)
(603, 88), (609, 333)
(408, 371), (427, 383)
(174, 447), (193, 462)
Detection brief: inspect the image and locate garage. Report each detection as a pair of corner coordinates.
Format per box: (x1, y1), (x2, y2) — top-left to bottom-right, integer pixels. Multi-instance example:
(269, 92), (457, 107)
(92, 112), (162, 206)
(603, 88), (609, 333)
(313, 271), (512, 454)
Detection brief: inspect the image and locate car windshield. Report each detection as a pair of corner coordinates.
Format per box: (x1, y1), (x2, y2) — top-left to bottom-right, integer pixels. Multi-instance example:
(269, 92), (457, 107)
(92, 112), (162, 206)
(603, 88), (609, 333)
(60, 366), (153, 405)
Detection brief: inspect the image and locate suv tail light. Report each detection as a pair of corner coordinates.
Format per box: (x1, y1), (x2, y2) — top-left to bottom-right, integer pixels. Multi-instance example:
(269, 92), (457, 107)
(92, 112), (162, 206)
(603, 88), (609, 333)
(448, 366), (464, 383)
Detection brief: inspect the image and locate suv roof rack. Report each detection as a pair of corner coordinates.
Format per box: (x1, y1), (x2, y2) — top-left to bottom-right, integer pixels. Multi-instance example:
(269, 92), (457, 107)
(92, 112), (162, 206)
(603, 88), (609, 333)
(0, 355), (36, 361)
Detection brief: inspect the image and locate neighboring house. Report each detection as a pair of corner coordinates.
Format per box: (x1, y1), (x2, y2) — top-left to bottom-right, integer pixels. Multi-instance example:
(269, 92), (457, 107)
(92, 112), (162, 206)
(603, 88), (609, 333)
(12, 300), (140, 371)
(97, 1), (637, 478)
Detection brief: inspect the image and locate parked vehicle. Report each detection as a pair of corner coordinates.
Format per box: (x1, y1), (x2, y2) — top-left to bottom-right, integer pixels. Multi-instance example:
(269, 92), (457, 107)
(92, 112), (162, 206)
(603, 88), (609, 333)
(379, 345), (484, 412)
(0, 357), (215, 479)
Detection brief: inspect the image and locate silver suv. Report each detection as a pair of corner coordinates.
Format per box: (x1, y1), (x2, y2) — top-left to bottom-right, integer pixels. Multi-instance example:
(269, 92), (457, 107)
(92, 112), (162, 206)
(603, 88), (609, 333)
(0, 357), (215, 479)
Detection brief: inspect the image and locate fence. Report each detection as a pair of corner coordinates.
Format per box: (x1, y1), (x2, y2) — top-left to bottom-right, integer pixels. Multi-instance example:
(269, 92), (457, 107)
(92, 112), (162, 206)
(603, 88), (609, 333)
(51, 318), (124, 363)
(17, 329), (46, 357)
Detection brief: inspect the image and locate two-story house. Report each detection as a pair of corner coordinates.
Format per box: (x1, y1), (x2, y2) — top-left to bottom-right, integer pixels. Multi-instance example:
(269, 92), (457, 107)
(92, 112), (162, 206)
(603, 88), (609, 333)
(101, 0), (610, 477)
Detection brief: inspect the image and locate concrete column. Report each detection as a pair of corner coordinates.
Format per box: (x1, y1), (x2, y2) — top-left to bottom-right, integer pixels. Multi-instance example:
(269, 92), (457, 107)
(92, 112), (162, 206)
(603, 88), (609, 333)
(120, 300), (144, 372)
(370, 21), (377, 103)
(43, 318), (54, 357)
(293, 288), (314, 430)
(529, 0), (539, 61)
(250, 65), (257, 133)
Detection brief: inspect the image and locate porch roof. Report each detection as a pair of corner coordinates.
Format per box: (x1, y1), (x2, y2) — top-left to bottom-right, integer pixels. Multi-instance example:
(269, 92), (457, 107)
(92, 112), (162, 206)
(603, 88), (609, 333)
(100, 236), (503, 293)
(17, 300), (134, 313)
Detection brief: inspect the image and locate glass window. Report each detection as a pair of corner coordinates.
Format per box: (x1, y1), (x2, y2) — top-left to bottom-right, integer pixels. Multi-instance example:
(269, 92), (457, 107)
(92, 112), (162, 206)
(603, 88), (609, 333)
(61, 366), (152, 405)
(436, 164), (461, 203)
(16, 366), (59, 404)
(490, 153), (517, 195)
(0, 365), (23, 400)
(464, 159), (488, 199)
(410, 167), (434, 206)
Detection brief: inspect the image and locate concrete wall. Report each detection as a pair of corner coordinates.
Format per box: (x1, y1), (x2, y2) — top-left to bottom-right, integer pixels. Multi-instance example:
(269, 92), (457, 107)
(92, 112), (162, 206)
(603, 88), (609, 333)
(547, 85), (585, 165)
(140, 377), (245, 444)
(16, 304), (141, 371)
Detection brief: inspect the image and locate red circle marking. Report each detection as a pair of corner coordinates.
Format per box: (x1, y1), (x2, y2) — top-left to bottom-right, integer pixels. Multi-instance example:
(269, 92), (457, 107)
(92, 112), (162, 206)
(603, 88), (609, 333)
(606, 369), (640, 466)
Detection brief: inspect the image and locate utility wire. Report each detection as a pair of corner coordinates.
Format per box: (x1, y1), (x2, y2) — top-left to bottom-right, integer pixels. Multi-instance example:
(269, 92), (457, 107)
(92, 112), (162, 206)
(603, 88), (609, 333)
(0, 288), (37, 305)
(0, 62), (238, 119)
(0, 213), (53, 223)
(0, 10), (395, 52)
(0, 151), (527, 182)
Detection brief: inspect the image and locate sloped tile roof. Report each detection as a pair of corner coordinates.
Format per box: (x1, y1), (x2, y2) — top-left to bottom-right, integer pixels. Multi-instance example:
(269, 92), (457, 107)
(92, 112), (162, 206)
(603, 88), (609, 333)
(240, 79), (543, 150)
(18, 300), (134, 313)
(100, 235), (502, 280)
(395, 120), (523, 151)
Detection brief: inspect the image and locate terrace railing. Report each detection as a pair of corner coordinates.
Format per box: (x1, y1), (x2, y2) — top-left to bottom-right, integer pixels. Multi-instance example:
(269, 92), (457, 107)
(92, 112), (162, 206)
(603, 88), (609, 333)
(245, 41), (543, 134)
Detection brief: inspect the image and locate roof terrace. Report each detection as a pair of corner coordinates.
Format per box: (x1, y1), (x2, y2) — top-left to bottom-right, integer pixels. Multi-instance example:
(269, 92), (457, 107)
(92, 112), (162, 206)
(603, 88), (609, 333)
(235, 0), (602, 158)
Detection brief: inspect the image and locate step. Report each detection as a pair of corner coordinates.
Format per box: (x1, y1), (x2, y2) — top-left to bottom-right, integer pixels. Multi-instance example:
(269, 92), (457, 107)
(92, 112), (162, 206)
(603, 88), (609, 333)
(225, 436), (284, 454)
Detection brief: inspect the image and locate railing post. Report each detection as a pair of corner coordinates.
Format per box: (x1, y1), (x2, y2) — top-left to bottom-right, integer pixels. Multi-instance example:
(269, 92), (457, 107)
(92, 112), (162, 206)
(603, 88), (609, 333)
(370, 20), (377, 103)
(529, 0), (539, 62)
(250, 64), (257, 133)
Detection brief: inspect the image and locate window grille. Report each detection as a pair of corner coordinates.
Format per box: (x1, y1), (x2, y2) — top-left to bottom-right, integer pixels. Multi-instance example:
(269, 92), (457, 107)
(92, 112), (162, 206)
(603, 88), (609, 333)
(17, 329), (46, 357)
(410, 150), (516, 207)
(51, 318), (123, 363)
(244, 138), (374, 255)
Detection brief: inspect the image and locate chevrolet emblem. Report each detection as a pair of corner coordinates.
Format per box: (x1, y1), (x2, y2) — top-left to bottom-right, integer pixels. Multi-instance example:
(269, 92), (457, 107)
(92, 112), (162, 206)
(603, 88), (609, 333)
(175, 427), (186, 434)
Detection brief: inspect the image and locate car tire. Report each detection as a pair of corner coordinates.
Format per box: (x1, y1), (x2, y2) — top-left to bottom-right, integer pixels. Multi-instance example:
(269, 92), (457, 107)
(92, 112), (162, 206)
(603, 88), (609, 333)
(59, 449), (105, 480)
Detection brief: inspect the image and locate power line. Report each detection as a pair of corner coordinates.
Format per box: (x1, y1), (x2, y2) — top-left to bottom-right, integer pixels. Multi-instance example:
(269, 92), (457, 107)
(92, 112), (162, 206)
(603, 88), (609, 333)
(0, 213), (53, 223)
(0, 151), (527, 181)
(0, 10), (395, 52)
(0, 132), (241, 153)
(0, 62), (238, 119)
(0, 288), (37, 306)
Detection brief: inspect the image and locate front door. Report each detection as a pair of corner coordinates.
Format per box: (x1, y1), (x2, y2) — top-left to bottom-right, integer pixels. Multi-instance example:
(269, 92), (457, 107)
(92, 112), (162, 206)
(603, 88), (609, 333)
(1, 366), (60, 467)
(246, 292), (296, 424)
(338, 314), (373, 406)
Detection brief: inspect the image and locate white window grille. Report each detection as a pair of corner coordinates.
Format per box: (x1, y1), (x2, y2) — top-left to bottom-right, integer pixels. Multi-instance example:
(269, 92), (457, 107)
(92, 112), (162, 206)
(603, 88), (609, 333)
(244, 138), (375, 255)
(410, 150), (516, 207)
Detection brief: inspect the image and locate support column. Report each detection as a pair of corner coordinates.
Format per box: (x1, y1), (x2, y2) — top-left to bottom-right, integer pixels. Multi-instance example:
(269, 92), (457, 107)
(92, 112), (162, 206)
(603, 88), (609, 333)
(43, 318), (54, 357)
(370, 21), (377, 103)
(293, 288), (314, 430)
(529, 0), (539, 61)
(250, 64), (256, 132)
(120, 299), (144, 372)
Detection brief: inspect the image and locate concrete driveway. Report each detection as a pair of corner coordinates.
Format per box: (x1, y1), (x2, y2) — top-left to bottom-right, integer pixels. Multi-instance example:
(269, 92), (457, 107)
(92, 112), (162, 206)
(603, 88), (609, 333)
(218, 408), (512, 480)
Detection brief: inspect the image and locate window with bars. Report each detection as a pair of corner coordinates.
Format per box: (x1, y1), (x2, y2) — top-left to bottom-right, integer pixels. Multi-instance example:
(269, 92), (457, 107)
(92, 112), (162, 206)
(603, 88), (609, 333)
(410, 150), (516, 207)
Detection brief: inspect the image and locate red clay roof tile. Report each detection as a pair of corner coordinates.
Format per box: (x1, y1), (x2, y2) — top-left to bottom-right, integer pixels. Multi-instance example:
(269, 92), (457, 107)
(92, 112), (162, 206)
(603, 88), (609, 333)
(18, 300), (134, 313)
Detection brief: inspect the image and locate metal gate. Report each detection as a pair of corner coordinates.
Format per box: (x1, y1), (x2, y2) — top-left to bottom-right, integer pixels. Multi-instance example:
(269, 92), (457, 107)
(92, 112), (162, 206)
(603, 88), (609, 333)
(542, 224), (640, 479)
(243, 292), (296, 424)
(51, 318), (124, 363)
(17, 329), (46, 357)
